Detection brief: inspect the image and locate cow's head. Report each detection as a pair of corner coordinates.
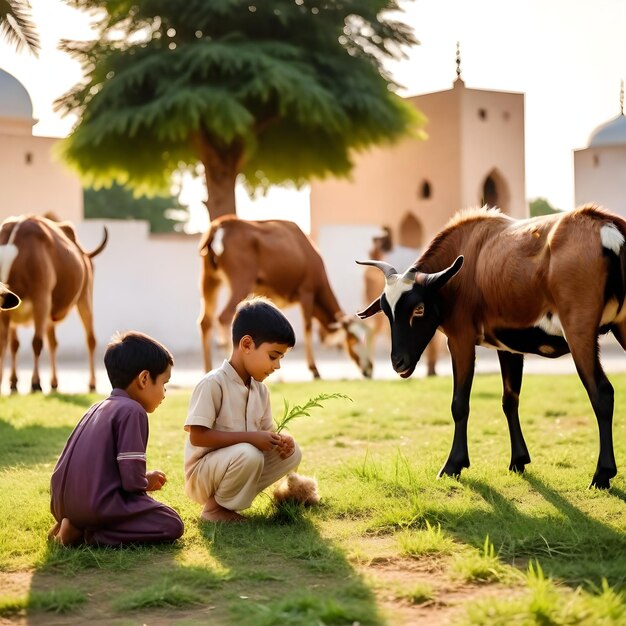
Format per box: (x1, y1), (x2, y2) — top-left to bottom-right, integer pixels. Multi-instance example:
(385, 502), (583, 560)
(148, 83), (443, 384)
(0, 283), (20, 311)
(326, 316), (374, 378)
(356, 257), (463, 378)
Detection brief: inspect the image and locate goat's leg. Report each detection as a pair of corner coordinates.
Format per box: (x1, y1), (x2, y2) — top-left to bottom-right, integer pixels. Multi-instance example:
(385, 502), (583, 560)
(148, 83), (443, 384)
(497, 350), (530, 472)
(199, 267), (222, 372)
(438, 338), (475, 478)
(567, 334), (616, 489)
(76, 289), (97, 392)
(9, 327), (19, 393)
(47, 324), (58, 391)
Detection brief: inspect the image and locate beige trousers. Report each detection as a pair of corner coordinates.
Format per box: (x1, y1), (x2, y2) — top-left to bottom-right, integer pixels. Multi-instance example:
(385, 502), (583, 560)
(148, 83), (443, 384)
(186, 442), (302, 511)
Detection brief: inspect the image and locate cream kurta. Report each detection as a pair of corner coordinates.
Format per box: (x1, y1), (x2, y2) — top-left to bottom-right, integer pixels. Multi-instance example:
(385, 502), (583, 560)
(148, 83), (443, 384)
(183, 360), (301, 511)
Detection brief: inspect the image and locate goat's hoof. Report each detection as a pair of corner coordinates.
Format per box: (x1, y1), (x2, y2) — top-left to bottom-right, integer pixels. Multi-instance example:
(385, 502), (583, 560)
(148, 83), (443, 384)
(89, 385), (96, 392)
(589, 469), (616, 490)
(31, 383), (42, 393)
(50, 383), (58, 391)
(509, 462), (527, 474)
(310, 370), (321, 380)
(10, 387), (18, 395)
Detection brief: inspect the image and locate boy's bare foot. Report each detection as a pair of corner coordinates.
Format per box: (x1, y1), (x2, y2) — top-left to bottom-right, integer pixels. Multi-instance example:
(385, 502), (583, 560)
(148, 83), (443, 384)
(47, 521), (61, 541)
(55, 518), (84, 546)
(200, 498), (244, 523)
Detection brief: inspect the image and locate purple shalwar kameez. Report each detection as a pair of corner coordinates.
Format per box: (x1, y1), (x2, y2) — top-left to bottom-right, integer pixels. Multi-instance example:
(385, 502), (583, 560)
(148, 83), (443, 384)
(50, 389), (184, 546)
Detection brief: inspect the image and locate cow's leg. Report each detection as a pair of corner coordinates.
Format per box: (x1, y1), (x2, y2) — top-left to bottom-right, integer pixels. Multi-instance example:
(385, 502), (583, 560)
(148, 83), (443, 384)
(0, 317), (9, 394)
(9, 327), (19, 393)
(216, 276), (255, 355)
(199, 267), (222, 372)
(438, 338), (475, 478)
(47, 324), (59, 391)
(300, 293), (319, 379)
(425, 331), (443, 377)
(76, 290), (97, 392)
(497, 350), (530, 473)
(31, 301), (49, 392)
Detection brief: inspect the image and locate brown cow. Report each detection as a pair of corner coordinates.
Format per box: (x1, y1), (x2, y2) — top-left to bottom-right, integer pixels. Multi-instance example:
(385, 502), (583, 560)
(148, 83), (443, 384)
(364, 227), (443, 376)
(0, 215), (108, 393)
(199, 216), (373, 379)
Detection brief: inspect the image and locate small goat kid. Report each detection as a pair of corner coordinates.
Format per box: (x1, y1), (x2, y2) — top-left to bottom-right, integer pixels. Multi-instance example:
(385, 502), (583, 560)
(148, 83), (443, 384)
(358, 204), (626, 489)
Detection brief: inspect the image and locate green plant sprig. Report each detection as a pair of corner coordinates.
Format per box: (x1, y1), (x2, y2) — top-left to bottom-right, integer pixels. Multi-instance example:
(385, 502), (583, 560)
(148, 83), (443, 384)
(274, 393), (352, 434)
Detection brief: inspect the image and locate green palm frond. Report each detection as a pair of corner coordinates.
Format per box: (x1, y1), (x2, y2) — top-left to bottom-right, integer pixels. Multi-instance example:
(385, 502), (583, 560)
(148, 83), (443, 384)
(0, 0), (40, 55)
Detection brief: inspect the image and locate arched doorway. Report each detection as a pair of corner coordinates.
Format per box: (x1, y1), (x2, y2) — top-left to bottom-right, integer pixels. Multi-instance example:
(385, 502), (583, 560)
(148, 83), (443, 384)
(398, 212), (424, 248)
(480, 168), (510, 212)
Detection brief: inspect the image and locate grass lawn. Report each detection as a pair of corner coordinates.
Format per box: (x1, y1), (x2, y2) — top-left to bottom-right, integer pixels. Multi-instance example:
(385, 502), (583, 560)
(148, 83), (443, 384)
(2, 372), (626, 624)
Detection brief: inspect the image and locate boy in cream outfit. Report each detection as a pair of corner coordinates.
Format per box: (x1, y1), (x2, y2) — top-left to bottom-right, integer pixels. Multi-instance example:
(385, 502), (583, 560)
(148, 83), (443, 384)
(184, 298), (301, 522)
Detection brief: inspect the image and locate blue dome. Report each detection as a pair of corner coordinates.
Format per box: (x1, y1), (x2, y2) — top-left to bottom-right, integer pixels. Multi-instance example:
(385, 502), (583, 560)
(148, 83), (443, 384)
(588, 114), (626, 148)
(0, 68), (33, 120)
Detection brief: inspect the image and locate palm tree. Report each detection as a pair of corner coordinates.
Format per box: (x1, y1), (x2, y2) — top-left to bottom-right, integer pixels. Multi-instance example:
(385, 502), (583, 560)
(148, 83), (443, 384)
(0, 0), (39, 55)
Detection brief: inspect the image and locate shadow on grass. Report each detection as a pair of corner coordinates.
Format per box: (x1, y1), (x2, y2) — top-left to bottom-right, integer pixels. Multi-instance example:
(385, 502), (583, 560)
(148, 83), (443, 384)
(47, 393), (97, 408)
(198, 502), (385, 626)
(455, 474), (626, 587)
(0, 419), (73, 470)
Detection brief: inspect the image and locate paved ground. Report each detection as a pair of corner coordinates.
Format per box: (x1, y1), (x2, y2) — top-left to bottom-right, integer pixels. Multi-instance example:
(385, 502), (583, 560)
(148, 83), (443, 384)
(3, 336), (626, 395)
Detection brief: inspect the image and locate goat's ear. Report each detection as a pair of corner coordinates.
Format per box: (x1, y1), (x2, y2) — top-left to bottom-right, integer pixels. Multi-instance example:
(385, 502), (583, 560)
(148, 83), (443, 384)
(357, 298), (382, 319)
(423, 255), (464, 291)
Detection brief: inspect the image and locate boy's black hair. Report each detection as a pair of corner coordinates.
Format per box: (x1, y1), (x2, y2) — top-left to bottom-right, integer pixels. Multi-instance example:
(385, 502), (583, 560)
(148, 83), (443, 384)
(232, 298), (296, 347)
(104, 331), (174, 390)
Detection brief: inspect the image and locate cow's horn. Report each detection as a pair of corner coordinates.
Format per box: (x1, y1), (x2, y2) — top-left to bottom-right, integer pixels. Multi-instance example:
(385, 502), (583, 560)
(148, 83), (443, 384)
(356, 260), (397, 279)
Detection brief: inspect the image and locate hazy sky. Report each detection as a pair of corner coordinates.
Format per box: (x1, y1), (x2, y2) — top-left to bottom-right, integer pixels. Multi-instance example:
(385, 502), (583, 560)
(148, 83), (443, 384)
(1, 0), (624, 232)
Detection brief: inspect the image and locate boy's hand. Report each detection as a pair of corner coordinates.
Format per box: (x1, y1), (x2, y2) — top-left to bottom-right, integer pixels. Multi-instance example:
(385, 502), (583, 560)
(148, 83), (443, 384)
(146, 470), (167, 491)
(276, 433), (295, 459)
(249, 431), (282, 452)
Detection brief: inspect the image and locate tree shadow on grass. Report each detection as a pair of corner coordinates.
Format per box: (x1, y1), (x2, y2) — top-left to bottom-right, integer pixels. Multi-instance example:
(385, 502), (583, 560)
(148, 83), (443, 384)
(197, 502), (385, 626)
(455, 474), (626, 587)
(0, 418), (73, 470)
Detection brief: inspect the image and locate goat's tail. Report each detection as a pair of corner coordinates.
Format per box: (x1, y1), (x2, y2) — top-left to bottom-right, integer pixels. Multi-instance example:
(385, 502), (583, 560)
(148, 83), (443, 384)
(602, 218), (626, 314)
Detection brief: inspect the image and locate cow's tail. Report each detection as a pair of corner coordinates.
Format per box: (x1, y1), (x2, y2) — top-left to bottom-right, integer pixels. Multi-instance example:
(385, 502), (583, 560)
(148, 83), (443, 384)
(198, 221), (222, 270)
(86, 227), (109, 258)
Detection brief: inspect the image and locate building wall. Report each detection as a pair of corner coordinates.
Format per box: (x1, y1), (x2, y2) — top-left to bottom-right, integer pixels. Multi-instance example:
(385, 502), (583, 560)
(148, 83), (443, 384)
(459, 87), (527, 218)
(0, 134), (82, 223)
(574, 147), (626, 218)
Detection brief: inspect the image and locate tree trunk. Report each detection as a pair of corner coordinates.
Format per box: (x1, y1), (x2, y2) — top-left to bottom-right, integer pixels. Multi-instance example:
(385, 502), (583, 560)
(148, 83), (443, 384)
(195, 131), (241, 222)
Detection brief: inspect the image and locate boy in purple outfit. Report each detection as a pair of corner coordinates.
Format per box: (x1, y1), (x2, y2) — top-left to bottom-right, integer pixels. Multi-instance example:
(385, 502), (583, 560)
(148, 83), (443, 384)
(48, 331), (184, 546)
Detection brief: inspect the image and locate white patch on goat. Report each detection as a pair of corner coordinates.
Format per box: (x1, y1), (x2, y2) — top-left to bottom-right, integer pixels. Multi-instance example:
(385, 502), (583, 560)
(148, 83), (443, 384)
(0, 244), (18, 284)
(210, 226), (225, 257)
(601, 223), (625, 254)
(536, 313), (564, 337)
(384, 276), (414, 320)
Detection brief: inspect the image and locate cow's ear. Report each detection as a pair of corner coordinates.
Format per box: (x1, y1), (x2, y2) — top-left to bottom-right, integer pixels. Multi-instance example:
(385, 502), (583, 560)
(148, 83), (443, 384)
(423, 256), (464, 291)
(357, 298), (382, 319)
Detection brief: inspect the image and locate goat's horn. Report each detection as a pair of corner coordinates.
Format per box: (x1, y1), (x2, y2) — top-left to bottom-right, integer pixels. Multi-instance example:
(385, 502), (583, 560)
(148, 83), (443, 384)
(400, 265), (419, 284)
(356, 259), (397, 279)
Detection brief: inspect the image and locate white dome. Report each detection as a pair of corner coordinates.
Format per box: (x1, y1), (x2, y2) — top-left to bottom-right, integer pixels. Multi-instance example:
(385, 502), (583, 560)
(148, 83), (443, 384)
(588, 114), (626, 148)
(0, 68), (34, 120)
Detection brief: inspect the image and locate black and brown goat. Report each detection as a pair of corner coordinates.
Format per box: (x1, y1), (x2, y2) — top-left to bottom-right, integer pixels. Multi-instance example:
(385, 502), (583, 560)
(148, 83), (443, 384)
(358, 204), (626, 489)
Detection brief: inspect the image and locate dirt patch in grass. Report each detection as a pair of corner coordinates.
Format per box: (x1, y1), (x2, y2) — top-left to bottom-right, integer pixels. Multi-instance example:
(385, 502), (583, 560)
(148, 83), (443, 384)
(361, 557), (522, 626)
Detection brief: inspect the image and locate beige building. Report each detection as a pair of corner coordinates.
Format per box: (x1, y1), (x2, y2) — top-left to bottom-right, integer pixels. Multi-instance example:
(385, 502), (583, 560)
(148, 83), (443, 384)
(310, 73), (527, 249)
(0, 68), (82, 222)
(574, 87), (626, 218)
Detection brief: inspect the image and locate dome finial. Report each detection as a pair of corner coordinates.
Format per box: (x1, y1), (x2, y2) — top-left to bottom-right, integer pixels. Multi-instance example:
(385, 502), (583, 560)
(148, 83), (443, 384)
(456, 41), (462, 80)
(620, 79), (624, 116)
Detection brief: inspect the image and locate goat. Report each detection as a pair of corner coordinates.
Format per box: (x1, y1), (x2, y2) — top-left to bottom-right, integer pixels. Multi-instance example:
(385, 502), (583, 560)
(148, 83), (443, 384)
(0, 215), (108, 393)
(199, 216), (372, 379)
(358, 204), (626, 489)
(364, 226), (444, 376)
